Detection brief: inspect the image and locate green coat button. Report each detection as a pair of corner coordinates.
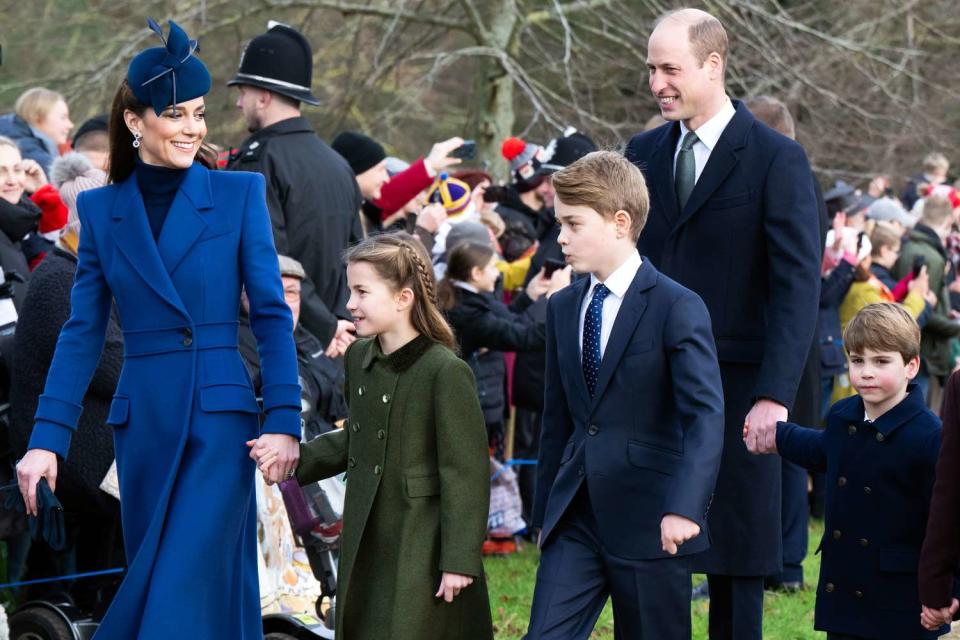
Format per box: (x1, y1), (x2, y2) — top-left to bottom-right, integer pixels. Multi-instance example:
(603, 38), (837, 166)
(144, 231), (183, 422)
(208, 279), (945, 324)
(352, 422), (360, 433)
(358, 386), (365, 396)
(382, 394), (391, 403)
(374, 465), (382, 475)
(348, 457), (356, 468)
(378, 430), (385, 440)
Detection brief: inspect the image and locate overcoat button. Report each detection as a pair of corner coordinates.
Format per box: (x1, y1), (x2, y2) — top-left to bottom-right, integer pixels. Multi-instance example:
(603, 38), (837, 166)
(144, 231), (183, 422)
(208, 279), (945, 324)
(838, 476), (847, 487)
(876, 432), (885, 442)
(863, 486), (872, 495)
(348, 457), (356, 468)
(182, 327), (193, 347)
(358, 386), (365, 396)
(352, 422), (360, 433)
(377, 430), (385, 440)
(382, 394), (390, 403)
(848, 425), (857, 435)
(374, 465), (382, 475)
(587, 425), (599, 436)
(859, 538), (869, 547)
(832, 529), (842, 540)
(854, 590), (863, 598)
(825, 583), (835, 593)
(578, 467), (585, 476)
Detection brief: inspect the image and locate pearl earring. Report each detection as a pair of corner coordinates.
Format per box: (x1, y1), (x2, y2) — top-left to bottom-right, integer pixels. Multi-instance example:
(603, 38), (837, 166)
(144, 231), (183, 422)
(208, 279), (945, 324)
(132, 132), (142, 149)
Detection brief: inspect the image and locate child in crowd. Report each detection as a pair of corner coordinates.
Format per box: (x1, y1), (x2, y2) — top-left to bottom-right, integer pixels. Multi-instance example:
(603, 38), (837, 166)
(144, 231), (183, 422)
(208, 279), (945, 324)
(748, 303), (947, 640)
(438, 240), (569, 458)
(259, 232), (493, 640)
(526, 150), (724, 639)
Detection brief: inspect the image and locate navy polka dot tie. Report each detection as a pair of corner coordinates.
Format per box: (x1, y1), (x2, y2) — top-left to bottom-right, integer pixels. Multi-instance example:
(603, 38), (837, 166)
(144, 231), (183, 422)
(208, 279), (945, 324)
(582, 283), (610, 396)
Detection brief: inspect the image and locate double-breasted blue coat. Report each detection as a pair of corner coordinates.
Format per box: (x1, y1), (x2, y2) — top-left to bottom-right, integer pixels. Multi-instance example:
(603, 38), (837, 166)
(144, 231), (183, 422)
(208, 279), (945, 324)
(27, 163), (301, 639)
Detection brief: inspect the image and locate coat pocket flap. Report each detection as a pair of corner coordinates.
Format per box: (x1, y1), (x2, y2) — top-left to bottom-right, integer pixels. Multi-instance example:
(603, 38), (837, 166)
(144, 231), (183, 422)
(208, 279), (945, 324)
(627, 441), (679, 476)
(106, 396), (130, 426)
(199, 384), (260, 414)
(878, 549), (920, 573)
(405, 474), (441, 498)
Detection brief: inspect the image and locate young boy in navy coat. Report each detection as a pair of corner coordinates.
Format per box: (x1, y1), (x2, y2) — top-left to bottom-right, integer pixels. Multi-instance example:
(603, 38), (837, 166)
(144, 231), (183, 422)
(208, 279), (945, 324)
(750, 302), (947, 640)
(525, 150), (724, 639)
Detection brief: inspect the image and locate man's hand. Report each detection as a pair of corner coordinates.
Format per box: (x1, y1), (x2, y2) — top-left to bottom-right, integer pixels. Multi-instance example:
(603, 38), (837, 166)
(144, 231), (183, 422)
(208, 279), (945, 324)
(545, 265), (572, 299)
(524, 268), (551, 301)
(660, 514), (701, 555)
(743, 398), (788, 454)
(909, 265), (930, 300)
(416, 202), (448, 235)
(425, 137), (465, 175)
(921, 599), (958, 630)
(247, 433), (300, 485)
(325, 319), (357, 358)
(434, 571), (474, 603)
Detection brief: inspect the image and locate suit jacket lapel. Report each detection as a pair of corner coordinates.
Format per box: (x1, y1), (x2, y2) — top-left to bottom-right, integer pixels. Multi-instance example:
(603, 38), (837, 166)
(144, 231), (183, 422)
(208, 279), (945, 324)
(558, 277), (592, 410)
(590, 260), (657, 408)
(111, 176), (186, 316)
(674, 101), (753, 231)
(650, 122), (682, 225)
(157, 162), (212, 276)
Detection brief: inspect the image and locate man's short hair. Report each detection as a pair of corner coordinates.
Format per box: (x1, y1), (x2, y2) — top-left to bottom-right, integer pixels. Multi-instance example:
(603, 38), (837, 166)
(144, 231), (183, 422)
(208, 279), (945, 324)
(843, 302), (920, 363)
(74, 130), (109, 154)
(923, 152), (949, 174)
(656, 9), (729, 72)
(746, 96), (795, 140)
(921, 194), (953, 227)
(552, 150), (650, 242)
(869, 224), (901, 258)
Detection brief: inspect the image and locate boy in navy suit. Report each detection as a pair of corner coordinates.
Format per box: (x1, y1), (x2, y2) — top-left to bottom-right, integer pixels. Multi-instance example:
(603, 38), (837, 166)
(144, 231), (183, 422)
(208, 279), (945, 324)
(525, 150), (724, 639)
(749, 302), (947, 640)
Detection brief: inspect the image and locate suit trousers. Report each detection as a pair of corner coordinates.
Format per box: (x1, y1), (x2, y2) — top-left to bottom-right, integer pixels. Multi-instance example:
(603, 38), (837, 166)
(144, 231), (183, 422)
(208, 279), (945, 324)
(525, 488), (691, 640)
(705, 574), (764, 640)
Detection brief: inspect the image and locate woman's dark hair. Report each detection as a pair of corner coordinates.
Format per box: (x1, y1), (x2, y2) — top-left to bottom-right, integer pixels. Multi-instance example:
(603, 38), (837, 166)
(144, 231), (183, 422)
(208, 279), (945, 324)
(437, 241), (495, 310)
(451, 170), (493, 191)
(108, 80), (217, 184)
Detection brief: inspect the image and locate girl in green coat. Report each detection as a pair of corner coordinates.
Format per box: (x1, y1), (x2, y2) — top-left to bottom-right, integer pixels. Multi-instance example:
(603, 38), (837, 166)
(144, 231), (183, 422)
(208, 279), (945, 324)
(254, 232), (494, 640)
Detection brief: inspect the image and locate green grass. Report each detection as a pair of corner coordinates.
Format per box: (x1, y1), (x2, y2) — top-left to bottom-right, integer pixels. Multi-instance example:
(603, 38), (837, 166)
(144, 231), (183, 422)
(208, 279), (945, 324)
(485, 519), (825, 639)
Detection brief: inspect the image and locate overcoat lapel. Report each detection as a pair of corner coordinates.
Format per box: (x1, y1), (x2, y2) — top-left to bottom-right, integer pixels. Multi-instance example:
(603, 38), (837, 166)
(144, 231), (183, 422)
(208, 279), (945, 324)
(650, 122), (682, 225)
(157, 162), (212, 276)
(111, 176), (186, 316)
(589, 260), (656, 408)
(673, 102), (753, 231)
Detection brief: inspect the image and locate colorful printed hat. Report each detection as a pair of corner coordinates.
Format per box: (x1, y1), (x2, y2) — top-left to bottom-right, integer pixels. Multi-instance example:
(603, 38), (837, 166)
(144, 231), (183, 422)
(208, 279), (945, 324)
(501, 137), (543, 183)
(427, 172), (472, 215)
(128, 18), (211, 116)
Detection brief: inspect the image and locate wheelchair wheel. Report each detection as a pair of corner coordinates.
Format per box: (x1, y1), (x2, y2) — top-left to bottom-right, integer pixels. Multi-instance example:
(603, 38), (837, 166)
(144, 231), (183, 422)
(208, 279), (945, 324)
(9, 606), (73, 640)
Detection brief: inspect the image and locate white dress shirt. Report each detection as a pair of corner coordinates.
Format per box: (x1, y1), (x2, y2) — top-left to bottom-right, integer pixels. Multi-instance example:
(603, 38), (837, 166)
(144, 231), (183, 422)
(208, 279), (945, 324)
(578, 250), (643, 359)
(673, 98), (737, 184)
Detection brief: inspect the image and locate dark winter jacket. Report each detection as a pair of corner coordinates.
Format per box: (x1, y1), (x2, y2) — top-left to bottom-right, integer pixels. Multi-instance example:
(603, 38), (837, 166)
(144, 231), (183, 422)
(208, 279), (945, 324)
(0, 114), (58, 175)
(445, 287), (546, 424)
(227, 116), (364, 344)
(9, 246), (123, 515)
(0, 196), (38, 310)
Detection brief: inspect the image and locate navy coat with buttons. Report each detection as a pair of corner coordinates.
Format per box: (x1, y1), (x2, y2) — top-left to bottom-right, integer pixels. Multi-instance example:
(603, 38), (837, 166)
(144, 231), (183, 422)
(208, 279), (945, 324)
(532, 259), (724, 559)
(776, 387), (946, 639)
(26, 163), (301, 640)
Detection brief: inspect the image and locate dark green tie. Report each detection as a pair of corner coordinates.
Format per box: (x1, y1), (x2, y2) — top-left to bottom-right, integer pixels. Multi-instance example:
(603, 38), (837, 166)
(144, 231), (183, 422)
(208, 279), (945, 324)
(675, 131), (699, 209)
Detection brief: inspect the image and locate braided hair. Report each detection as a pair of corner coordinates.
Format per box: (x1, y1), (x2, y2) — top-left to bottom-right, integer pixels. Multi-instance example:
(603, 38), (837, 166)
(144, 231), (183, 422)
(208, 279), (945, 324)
(344, 232), (457, 352)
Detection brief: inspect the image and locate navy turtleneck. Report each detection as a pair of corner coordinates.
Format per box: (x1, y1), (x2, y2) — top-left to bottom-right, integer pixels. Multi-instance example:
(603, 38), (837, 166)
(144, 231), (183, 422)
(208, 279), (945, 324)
(135, 156), (187, 241)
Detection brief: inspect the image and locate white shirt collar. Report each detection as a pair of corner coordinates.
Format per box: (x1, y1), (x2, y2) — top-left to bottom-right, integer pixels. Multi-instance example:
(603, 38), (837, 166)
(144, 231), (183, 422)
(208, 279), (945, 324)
(589, 250), (642, 299)
(679, 97), (736, 152)
(453, 280), (479, 294)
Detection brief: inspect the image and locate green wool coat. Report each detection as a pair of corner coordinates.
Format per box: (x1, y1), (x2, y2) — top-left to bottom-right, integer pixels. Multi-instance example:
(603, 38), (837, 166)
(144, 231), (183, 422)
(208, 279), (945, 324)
(296, 335), (494, 640)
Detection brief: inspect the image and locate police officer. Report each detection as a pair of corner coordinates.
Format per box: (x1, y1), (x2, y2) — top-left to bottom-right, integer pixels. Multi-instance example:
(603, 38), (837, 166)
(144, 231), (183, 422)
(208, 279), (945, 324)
(227, 22), (362, 356)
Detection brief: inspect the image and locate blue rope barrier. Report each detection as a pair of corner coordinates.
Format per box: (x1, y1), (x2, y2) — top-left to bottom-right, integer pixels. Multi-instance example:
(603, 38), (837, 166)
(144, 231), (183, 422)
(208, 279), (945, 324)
(490, 458), (538, 481)
(0, 567), (125, 590)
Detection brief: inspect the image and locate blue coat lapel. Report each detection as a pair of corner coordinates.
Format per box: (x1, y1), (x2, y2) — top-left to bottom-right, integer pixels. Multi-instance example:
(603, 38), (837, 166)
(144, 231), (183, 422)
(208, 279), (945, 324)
(650, 122), (682, 225)
(157, 162), (212, 276)
(590, 260), (657, 408)
(111, 176), (186, 316)
(674, 101), (753, 231)
(558, 277), (592, 409)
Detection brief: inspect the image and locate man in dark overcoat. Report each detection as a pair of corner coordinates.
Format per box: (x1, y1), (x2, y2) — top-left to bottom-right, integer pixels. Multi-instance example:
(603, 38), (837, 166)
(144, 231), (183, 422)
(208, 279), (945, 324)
(227, 23), (362, 356)
(625, 9), (821, 638)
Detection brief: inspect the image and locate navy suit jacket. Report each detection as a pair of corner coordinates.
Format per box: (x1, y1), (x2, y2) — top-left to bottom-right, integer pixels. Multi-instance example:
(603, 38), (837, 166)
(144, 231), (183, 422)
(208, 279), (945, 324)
(532, 258), (724, 560)
(626, 101), (820, 410)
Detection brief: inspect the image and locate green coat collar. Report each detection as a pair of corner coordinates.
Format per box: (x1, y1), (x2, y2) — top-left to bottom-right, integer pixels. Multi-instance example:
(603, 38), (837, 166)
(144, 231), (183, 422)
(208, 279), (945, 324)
(360, 334), (434, 373)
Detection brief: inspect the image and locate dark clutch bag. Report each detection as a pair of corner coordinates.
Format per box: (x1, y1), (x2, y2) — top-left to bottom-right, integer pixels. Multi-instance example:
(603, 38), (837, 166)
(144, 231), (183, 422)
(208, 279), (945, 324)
(0, 478), (66, 550)
(279, 478), (321, 536)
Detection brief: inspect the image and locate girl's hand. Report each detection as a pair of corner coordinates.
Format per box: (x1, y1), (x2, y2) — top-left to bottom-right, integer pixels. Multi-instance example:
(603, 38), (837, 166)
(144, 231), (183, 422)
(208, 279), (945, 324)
(247, 434), (300, 485)
(434, 571), (474, 603)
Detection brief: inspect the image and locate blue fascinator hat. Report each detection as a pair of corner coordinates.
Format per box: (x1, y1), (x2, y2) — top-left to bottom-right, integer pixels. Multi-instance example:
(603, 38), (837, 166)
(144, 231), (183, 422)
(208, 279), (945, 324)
(127, 18), (211, 116)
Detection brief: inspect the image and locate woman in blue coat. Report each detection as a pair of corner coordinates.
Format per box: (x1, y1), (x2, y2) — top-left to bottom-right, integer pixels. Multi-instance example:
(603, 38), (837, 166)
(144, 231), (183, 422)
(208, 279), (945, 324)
(15, 20), (301, 639)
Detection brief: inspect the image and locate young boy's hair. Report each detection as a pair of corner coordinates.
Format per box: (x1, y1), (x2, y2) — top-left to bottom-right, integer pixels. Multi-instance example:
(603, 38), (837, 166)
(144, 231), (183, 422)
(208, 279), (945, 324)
(843, 302), (921, 363)
(869, 223), (901, 258)
(551, 150), (650, 242)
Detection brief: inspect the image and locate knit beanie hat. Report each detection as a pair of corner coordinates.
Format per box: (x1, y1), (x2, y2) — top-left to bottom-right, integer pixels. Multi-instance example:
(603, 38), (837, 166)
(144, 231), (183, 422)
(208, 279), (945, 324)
(501, 137), (543, 184)
(331, 131), (387, 176)
(50, 152), (107, 231)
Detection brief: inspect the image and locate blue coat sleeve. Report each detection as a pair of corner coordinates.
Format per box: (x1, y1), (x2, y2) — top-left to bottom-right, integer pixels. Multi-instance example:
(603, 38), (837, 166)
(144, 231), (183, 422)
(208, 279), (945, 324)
(662, 291), (725, 526)
(775, 422), (827, 472)
(753, 142), (821, 410)
(28, 193), (112, 459)
(531, 296), (575, 529)
(239, 173), (302, 438)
